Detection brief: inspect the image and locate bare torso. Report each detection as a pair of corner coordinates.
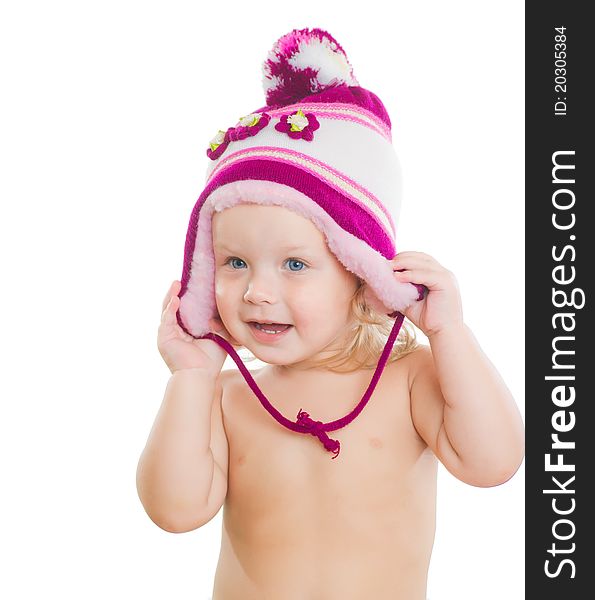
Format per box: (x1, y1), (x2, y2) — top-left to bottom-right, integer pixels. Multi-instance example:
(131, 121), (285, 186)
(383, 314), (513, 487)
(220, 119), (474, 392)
(212, 349), (437, 599)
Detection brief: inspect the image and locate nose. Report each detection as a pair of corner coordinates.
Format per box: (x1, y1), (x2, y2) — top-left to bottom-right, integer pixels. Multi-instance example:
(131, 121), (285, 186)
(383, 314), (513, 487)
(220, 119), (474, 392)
(243, 273), (278, 305)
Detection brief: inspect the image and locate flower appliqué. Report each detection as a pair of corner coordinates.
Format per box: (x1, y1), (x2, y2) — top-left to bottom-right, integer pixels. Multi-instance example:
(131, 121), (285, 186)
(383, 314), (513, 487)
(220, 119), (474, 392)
(275, 108), (320, 141)
(207, 112), (271, 160)
(229, 112), (271, 142)
(206, 128), (233, 160)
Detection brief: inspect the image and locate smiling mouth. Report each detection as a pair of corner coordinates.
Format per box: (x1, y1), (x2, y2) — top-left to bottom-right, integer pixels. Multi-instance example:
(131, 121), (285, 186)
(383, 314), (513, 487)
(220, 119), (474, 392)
(249, 321), (292, 334)
(247, 322), (293, 337)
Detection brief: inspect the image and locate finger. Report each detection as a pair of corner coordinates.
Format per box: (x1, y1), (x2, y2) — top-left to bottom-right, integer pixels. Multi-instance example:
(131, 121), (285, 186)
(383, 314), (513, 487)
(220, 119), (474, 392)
(162, 293), (179, 325)
(162, 280), (181, 312)
(392, 254), (439, 271)
(394, 268), (444, 289)
(393, 251), (433, 260)
(162, 281), (175, 310)
(393, 251), (435, 264)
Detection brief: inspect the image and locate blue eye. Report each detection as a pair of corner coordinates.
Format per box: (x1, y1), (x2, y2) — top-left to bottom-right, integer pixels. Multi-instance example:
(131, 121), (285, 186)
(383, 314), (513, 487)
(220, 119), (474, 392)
(227, 257), (246, 269)
(286, 259), (306, 271)
(224, 257), (307, 271)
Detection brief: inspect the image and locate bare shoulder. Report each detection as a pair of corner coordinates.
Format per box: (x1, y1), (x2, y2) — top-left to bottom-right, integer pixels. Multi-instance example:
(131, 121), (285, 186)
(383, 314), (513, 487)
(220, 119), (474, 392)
(403, 343), (435, 377)
(217, 366), (241, 388)
(217, 364), (263, 395)
(218, 365), (265, 393)
(385, 343), (435, 391)
(400, 343), (442, 404)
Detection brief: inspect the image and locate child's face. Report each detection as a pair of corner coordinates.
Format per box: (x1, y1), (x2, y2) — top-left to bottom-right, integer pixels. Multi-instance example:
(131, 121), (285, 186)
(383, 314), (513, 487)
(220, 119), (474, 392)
(212, 204), (359, 369)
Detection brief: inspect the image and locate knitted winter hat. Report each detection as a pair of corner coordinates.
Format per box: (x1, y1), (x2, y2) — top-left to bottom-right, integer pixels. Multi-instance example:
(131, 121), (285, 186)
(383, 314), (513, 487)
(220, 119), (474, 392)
(176, 28), (426, 459)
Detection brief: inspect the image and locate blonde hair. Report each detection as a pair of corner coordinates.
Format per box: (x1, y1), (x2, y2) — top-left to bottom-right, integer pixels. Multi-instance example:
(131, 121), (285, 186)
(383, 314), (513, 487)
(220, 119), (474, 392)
(237, 278), (420, 372)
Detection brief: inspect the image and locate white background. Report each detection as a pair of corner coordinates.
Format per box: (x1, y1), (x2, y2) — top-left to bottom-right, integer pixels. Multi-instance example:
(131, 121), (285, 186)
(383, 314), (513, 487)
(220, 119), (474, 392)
(0, 1), (524, 599)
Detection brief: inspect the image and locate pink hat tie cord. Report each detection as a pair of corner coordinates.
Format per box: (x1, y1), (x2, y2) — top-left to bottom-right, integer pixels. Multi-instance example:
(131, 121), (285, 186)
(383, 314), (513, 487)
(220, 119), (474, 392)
(197, 302), (424, 459)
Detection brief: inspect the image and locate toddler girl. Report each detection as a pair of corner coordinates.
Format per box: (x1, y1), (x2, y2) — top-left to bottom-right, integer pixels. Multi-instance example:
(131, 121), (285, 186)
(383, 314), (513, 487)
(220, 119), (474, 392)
(136, 27), (525, 600)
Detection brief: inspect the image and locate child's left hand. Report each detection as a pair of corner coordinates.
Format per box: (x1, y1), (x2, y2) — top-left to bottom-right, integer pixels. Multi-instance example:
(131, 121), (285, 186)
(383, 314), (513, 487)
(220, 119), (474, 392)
(392, 251), (464, 338)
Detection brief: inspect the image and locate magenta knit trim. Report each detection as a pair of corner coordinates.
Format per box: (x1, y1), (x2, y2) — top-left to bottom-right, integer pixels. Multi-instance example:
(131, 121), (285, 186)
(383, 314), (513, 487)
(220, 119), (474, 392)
(254, 85), (392, 131)
(208, 146), (396, 237)
(302, 110), (389, 141)
(180, 160), (396, 297)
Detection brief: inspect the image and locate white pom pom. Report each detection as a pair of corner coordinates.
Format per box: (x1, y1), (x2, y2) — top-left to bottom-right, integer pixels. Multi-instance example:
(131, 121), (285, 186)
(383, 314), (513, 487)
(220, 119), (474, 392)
(262, 28), (359, 106)
(286, 36), (358, 89)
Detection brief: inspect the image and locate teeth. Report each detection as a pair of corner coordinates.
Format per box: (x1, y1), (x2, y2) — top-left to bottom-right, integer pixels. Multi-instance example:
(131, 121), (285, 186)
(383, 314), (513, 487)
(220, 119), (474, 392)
(254, 323), (284, 334)
(255, 323), (280, 334)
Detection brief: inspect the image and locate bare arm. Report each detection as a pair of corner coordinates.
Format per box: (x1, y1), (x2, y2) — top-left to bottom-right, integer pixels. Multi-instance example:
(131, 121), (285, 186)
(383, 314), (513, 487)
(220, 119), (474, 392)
(410, 325), (525, 487)
(136, 368), (225, 532)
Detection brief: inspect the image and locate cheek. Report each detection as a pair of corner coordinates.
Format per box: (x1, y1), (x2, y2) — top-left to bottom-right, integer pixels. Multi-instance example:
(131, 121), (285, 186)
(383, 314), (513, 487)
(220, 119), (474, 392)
(290, 290), (341, 334)
(291, 284), (321, 306)
(214, 277), (225, 298)
(291, 275), (350, 312)
(214, 276), (236, 316)
(289, 283), (328, 319)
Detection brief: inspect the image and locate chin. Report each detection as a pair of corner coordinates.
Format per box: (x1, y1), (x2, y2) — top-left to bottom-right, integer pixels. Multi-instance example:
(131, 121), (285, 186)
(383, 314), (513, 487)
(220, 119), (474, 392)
(247, 345), (291, 363)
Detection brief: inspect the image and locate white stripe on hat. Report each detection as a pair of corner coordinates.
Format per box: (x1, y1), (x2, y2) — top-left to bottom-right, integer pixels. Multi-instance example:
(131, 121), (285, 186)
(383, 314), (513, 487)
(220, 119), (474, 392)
(205, 106), (403, 236)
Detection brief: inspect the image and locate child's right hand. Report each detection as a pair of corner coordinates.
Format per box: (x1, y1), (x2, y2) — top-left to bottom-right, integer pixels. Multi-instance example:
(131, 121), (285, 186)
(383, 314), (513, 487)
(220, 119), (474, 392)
(157, 280), (235, 376)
